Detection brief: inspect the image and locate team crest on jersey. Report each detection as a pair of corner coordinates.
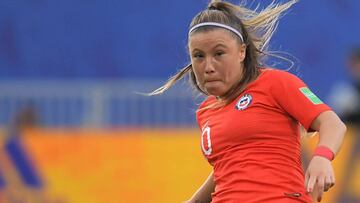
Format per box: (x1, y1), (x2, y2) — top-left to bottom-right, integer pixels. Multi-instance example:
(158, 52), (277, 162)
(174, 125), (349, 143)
(235, 94), (252, 110)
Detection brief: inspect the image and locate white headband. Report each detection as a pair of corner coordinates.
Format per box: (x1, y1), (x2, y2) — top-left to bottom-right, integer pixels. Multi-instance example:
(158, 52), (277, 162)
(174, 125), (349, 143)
(189, 22), (244, 42)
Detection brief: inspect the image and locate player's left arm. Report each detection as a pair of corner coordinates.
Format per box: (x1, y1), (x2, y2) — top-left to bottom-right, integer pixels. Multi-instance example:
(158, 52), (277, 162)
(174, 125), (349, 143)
(305, 110), (347, 202)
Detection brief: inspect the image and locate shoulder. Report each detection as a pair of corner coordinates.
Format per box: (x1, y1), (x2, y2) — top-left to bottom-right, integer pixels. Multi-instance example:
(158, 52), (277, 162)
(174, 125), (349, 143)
(261, 68), (300, 81)
(259, 68), (305, 87)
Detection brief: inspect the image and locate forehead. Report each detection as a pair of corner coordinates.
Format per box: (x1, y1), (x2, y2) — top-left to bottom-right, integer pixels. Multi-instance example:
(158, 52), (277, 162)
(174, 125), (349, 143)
(188, 29), (239, 49)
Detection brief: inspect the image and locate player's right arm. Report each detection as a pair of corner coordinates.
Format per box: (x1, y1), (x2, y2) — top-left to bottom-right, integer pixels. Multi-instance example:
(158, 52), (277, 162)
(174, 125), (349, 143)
(183, 171), (215, 203)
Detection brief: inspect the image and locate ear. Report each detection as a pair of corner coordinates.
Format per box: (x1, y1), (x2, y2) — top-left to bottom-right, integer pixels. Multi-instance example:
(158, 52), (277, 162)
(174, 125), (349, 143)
(238, 43), (246, 61)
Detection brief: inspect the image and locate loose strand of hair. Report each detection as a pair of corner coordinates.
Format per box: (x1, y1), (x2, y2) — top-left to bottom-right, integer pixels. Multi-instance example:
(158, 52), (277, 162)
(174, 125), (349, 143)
(240, 0), (298, 51)
(147, 64), (192, 96)
(259, 51), (295, 69)
(263, 50), (300, 70)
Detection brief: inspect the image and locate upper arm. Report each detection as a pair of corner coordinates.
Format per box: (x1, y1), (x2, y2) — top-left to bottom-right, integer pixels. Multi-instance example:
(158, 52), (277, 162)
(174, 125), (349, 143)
(270, 70), (331, 130)
(310, 110), (346, 132)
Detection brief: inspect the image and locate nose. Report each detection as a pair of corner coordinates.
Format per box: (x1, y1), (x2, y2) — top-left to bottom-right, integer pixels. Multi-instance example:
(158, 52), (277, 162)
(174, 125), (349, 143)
(204, 57), (215, 74)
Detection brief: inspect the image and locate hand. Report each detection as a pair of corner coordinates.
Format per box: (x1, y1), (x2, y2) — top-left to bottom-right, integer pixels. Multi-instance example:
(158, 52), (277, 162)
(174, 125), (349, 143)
(305, 156), (335, 202)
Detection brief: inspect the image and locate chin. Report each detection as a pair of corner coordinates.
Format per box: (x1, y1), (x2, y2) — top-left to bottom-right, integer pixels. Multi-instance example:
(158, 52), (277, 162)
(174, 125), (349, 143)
(204, 88), (226, 97)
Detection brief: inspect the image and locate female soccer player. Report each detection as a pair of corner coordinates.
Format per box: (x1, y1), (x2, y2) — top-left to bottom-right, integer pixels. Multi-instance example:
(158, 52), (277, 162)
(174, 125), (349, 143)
(151, 0), (346, 202)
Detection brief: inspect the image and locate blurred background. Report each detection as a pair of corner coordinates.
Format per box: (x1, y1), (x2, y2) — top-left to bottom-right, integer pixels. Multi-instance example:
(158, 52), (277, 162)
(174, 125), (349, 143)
(0, 0), (359, 202)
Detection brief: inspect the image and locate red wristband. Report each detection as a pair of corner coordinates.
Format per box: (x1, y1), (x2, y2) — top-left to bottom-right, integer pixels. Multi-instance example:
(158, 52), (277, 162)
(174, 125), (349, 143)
(313, 146), (335, 161)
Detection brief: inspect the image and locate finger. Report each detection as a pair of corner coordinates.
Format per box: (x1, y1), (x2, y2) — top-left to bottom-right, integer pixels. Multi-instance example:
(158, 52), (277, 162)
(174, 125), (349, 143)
(307, 175), (317, 193)
(330, 170), (336, 188)
(317, 177), (325, 202)
(330, 176), (335, 187)
(304, 170), (310, 190)
(324, 175), (332, 192)
(329, 176), (335, 188)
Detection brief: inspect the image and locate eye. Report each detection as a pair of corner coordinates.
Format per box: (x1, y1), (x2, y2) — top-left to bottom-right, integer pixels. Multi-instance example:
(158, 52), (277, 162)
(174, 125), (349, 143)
(193, 53), (204, 59)
(215, 51), (225, 56)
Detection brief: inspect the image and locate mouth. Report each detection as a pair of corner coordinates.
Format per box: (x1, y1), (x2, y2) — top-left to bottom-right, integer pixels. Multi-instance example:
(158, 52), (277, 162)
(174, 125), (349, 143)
(204, 79), (220, 83)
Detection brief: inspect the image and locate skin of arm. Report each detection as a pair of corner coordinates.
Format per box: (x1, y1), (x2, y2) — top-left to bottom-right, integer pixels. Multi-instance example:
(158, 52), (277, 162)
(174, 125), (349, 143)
(305, 110), (347, 202)
(184, 171), (215, 203)
(311, 110), (347, 154)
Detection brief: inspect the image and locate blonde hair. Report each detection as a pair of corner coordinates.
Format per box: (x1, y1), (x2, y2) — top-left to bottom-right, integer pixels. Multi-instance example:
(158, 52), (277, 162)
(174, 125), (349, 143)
(150, 0), (298, 108)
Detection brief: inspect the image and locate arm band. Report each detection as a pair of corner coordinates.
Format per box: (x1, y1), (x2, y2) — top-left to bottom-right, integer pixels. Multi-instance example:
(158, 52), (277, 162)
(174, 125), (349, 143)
(313, 146), (335, 161)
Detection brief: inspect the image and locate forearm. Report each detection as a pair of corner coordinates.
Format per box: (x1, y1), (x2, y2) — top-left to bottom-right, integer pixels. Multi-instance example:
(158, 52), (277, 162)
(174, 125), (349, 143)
(313, 111), (347, 155)
(190, 171), (215, 203)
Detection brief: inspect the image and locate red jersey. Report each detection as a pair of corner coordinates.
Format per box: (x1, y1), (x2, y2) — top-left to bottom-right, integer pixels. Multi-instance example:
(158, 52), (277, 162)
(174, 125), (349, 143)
(196, 68), (331, 203)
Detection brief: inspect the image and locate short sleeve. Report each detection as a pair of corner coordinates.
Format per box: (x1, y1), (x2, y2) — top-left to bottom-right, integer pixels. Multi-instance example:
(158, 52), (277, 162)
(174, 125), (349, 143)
(269, 70), (331, 130)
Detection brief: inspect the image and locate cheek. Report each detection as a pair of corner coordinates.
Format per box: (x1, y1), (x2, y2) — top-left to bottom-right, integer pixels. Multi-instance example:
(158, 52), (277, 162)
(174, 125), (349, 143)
(226, 62), (242, 82)
(192, 66), (204, 83)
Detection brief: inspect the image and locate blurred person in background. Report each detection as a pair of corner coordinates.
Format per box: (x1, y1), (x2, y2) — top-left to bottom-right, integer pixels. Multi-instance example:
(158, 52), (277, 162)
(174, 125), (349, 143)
(0, 103), (53, 202)
(0, 169), (5, 202)
(7, 104), (39, 137)
(328, 47), (360, 127)
(151, 0), (346, 202)
(327, 48), (360, 202)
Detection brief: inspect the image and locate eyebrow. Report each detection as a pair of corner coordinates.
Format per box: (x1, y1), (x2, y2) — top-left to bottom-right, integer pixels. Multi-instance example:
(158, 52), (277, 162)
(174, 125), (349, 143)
(213, 44), (228, 49)
(191, 43), (228, 53)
